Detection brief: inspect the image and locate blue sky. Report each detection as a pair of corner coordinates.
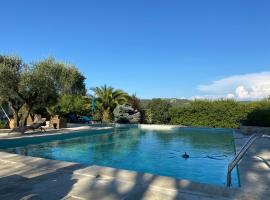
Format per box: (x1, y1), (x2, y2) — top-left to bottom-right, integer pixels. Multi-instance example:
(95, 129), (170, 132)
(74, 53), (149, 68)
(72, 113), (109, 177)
(1, 0), (270, 99)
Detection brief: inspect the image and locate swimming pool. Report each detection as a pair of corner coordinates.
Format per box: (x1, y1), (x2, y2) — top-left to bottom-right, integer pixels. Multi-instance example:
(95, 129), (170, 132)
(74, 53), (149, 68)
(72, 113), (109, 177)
(0, 127), (239, 187)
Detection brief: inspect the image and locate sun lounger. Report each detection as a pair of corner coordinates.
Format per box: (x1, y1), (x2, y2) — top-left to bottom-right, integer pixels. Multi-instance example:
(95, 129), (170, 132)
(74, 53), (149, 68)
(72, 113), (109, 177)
(28, 118), (46, 132)
(8, 118), (47, 135)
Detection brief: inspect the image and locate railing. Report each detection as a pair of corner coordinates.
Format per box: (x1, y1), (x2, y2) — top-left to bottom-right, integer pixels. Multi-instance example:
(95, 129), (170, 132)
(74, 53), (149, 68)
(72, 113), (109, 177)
(227, 133), (270, 187)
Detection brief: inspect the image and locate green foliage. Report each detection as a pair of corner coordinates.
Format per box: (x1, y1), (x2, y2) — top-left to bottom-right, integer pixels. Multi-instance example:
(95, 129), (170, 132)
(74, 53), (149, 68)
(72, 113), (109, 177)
(140, 109), (152, 124)
(128, 94), (141, 111)
(0, 120), (7, 129)
(140, 98), (190, 108)
(143, 98), (270, 128)
(48, 95), (90, 117)
(92, 85), (129, 122)
(33, 57), (86, 95)
(146, 99), (172, 124)
(170, 99), (249, 128)
(0, 55), (86, 126)
(92, 110), (102, 122)
(243, 100), (270, 127)
(0, 55), (28, 126)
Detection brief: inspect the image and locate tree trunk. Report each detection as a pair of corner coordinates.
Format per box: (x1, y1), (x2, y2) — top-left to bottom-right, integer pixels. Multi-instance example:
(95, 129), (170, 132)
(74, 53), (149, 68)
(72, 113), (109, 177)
(102, 109), (112, 123)
(22, 104), (33, 126)
(14, 112), (20, 127)
(8, 103), (20, 127)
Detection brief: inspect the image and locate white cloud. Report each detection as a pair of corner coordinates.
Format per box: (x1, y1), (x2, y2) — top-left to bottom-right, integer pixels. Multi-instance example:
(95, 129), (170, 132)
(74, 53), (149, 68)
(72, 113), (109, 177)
(226, 93), (235, 99)
(197, 72), (270, 100)
(235, 86), (248, 98)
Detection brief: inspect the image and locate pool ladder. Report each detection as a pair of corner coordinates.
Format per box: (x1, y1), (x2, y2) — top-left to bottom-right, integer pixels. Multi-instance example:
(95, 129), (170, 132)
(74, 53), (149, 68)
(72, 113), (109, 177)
(227, 133), (270, 187)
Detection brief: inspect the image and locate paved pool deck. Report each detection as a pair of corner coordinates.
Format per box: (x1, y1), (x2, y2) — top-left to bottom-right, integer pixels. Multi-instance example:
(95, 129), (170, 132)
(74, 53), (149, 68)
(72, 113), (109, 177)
(0, 127), (269, 200)
(233, 131), (270, 199)
(0, 125), (114, 139)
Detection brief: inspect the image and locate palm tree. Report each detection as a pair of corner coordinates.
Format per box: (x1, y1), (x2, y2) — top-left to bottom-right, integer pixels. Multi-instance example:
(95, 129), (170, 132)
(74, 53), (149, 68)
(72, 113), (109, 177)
(91, 85), (129, 122)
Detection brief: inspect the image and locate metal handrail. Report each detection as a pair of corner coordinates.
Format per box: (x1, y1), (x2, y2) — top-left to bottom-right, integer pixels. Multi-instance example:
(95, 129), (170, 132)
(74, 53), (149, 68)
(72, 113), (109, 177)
(227, 133), (270, 187)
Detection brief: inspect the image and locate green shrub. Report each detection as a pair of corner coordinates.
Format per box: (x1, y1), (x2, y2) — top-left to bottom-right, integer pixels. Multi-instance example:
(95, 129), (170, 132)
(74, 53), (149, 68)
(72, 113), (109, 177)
(242, 100), (270, 127)
(169, 100), (249, 128)
(140, 98), (270, 128)
(141, 109), (153, 124)
(0, 120), (7, 129)
(146, 99), (172, 124)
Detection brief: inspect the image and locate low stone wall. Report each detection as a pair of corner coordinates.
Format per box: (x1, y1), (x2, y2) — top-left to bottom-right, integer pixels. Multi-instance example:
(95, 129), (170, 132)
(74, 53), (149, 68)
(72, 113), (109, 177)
(139, 124), (184, 130)
(114, 124), (138, 128)
(115, 123), (186, 130)
(91, 123), (115, 128)
(239, 124), (270, 135)
(67, 123), (89, 128)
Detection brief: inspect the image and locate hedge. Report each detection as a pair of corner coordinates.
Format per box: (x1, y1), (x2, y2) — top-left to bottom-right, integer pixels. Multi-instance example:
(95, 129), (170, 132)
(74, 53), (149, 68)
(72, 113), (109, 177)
(143, 99), (270, 128)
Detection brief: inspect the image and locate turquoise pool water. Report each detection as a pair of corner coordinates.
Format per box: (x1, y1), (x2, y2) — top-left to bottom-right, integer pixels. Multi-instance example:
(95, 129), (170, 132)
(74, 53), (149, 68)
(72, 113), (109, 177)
(0, 127), (239, 186)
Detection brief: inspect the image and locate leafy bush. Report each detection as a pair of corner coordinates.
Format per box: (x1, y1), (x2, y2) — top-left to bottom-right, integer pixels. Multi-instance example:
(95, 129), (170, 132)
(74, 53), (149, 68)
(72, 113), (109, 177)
(146, 99), (172, 124)
(242, 100), (270, 127)
(0, 120), (7, 129)
(169, 100), (249, 128)
(142, 99), (270, 128)
(140, 109), (153, 124)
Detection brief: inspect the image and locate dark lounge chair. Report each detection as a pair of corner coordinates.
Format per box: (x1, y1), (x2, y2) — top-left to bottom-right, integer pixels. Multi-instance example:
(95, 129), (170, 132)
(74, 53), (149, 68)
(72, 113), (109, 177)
(8, 118), (47, 135)
(28, 118), (46, 132)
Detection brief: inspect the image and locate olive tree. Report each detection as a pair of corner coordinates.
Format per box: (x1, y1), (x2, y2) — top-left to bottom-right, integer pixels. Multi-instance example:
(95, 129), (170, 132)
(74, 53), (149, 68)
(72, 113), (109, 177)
(0, 55), (86, 127)
(47, 94), (90, 117)
(0, 56), (26, 126)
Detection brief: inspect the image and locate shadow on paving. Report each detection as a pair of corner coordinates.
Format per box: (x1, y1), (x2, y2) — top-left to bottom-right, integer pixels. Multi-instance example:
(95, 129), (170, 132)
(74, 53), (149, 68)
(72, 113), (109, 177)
(0, 164), (81, 200)
(0, 162), (177, 200)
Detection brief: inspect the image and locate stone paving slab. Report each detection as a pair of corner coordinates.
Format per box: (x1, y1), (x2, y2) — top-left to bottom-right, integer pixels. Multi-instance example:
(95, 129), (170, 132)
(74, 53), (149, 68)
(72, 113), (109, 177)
(73, 165), (236, 198)
(0, 126), (113, 139)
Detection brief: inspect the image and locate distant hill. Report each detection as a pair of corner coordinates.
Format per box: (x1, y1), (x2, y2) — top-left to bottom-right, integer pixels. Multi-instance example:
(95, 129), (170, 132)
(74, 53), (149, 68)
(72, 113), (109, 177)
(139, 98), (255, 108)
(140, 98), (191, 108)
